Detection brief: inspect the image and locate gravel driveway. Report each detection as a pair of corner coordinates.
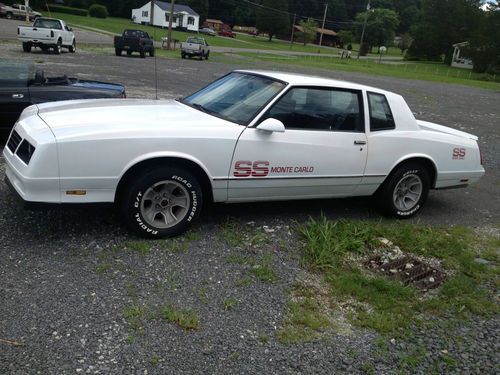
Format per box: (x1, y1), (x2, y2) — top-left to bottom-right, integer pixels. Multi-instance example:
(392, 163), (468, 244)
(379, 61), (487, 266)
(0, 41), (498, 374)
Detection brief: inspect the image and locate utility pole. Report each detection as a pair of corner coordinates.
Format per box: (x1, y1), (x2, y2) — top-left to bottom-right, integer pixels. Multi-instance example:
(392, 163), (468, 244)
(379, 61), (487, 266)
(25, 0), (29, 23)
(150, 0), (155, 27)
(166, 0), (175, 50)
(357, 0), (371, 59)
(290, 13), (296, 46)
(318, 3), (328, 49)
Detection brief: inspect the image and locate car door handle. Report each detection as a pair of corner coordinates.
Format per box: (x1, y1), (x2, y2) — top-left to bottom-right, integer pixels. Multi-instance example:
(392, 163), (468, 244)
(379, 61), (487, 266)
(12, 94), (25, 99)
(354, 140), (366, 145)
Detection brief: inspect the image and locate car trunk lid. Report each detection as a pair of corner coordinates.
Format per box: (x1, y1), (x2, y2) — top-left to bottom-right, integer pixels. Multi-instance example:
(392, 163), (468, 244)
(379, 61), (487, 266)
(416, 120), (478, 141)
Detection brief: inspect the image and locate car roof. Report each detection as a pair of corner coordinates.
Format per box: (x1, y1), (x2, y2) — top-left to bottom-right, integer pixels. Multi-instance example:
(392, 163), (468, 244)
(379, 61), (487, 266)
(234, 69), (392, 95)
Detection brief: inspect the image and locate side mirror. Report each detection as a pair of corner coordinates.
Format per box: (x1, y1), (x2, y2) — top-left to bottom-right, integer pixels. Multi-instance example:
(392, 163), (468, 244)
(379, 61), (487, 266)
(256, 118), (285, 133)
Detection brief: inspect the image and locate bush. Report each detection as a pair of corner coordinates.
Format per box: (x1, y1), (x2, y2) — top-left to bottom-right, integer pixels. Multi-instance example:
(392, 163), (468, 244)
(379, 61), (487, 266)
(47, 5), (89, 17)
(89, 4), (108, 19)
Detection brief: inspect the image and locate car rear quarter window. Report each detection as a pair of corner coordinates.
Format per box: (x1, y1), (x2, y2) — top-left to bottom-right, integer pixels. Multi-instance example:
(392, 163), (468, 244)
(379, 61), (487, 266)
(263, 87), (364, 132)
(368, 92), (395, 131)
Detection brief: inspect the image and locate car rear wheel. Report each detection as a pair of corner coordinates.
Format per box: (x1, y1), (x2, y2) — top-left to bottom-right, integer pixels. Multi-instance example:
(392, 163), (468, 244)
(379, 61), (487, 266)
(69, 40), (76, 53)
(149, 49), (155, 57)
(376, 162), (430, 218)
(121, 167), (202, 238)
(115, 48), (122, 56)
(181, 52), (186, 59)
(205, 51), (209, 60)
(53, 39), (62, 55)
(22, 42), (32, 53)
(6, 12), (12, 19)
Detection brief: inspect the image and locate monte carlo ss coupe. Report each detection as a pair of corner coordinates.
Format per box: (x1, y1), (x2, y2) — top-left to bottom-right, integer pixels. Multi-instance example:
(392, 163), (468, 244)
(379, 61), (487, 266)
(3, 71), (485, 238)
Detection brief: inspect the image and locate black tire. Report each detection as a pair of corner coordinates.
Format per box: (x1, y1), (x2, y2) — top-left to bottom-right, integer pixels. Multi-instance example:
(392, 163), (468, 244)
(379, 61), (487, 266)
(69, 39), (76, 53)
(121, 167), (202, 238)
(149, 48), (155, 57)
(126, 50), (132, 56)
(140, 51), (146, 58)
(6, 12), (12, 19)
(375, 162), (430, 218)
(205, 51), (209, 60)
(181, 52), (186, 59)
(115, 48), (122, 56)
(53, 39), (62, 55)
(22, 42), (32, 53)
(199, 53), (204, 61)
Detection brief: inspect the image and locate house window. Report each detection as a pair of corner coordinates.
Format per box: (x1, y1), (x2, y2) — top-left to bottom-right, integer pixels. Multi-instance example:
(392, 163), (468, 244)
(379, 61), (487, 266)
(142, 11), (148, 17)
(188, 17), (195, 25)
(167, 14), (178, 23)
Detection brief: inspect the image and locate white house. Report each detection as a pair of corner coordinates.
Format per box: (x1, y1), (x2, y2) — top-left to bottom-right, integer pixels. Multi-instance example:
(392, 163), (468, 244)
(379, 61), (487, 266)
(131, 1), (199, 32)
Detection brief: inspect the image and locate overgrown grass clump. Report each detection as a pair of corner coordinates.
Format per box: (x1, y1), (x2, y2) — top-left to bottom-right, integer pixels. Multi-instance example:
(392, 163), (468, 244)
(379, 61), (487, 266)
(297, 218), (499, 335)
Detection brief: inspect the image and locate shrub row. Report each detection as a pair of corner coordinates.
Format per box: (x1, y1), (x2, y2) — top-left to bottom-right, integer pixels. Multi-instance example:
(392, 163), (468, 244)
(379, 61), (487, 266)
(47, 5), (89, 17)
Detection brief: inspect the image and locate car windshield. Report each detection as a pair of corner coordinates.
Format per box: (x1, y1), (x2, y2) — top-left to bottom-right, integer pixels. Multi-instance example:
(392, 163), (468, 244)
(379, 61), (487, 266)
(0, 60), (34, 87)
(182, 72), (286, 125)
(187, 37), (204, 44)
(33, 18), (62, 29)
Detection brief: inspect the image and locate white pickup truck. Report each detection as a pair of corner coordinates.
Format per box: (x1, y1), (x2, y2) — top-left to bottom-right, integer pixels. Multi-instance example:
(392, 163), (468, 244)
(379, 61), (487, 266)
(181, 36), (210, 60)
(18, 17), (76, 54)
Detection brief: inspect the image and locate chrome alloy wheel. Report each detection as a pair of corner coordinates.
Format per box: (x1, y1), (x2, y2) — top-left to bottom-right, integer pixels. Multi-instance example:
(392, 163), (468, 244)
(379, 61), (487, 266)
(140, 180), (190, 229)
(392, 174), (423, 211)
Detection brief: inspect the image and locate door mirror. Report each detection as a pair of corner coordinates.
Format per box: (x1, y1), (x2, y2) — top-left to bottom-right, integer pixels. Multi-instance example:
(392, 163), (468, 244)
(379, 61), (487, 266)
(256, 118), (285, 133)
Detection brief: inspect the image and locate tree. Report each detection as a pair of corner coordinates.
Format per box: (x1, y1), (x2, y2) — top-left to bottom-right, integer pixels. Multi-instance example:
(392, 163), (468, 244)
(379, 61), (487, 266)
(256, 0), (290, 41)
(297, 18), (318, 45)
(337, 30), (355, 47)
(467, 3), (500, 72)
(184, 0), (209, 22)
(406, 0), (482, 62)
(354, 8), (399, 52)
(397, 32), (413, 54)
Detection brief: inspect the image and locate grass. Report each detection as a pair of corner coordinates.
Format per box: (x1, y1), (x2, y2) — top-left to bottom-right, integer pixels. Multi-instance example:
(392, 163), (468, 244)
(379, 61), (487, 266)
(220, 52), (500, 91)
(123, 305), (145, 332)
(162, 305), (199, 330)
(295, 218), (499, 336)
(222, 297), (238, 311)
(277, 296), (332, 344)
(250, 253), (277, 283)
(126, 240), (150, 255)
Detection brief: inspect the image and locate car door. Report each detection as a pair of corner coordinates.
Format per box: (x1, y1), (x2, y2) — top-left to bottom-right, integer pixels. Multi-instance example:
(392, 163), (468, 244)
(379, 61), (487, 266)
(228, 86), (368, 201)
(0, 79), (31, 130)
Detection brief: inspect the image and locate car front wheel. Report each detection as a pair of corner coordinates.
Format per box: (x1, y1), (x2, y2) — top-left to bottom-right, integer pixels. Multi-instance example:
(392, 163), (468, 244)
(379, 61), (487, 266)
(22, 42), (32, 52)
(69, 40), (76, 53)
(53, 39), (62, 54)
(376, 162), (430, 218)
(121, 168), (202, 238)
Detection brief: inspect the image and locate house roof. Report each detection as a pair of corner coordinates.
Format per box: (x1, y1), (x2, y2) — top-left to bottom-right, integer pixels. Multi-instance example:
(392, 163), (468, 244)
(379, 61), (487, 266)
(205, 19), (224, 24)
(294, 25), (337, 36)
(155, 1), (199, 16)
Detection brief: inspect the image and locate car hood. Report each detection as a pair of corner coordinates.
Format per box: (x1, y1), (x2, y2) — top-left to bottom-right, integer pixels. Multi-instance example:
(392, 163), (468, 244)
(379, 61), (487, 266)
(35, 99), (239, 141)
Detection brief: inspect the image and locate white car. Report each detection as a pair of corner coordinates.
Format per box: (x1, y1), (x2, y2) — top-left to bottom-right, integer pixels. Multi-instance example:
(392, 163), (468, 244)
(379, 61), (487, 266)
(3, 71), (485, 238)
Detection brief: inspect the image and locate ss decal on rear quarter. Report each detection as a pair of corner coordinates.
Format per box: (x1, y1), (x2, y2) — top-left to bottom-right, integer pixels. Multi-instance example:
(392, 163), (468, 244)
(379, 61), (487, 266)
(452, 148), (466, 160)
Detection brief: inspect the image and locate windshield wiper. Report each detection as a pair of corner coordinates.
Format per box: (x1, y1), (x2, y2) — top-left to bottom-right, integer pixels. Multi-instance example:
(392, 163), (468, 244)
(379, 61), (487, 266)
(191, 103), (216, 115)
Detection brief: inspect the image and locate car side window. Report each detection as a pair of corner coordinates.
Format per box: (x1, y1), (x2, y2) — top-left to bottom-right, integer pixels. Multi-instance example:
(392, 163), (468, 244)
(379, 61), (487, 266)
(263, 87), (363, 132)
(368, 92), (395, 131)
